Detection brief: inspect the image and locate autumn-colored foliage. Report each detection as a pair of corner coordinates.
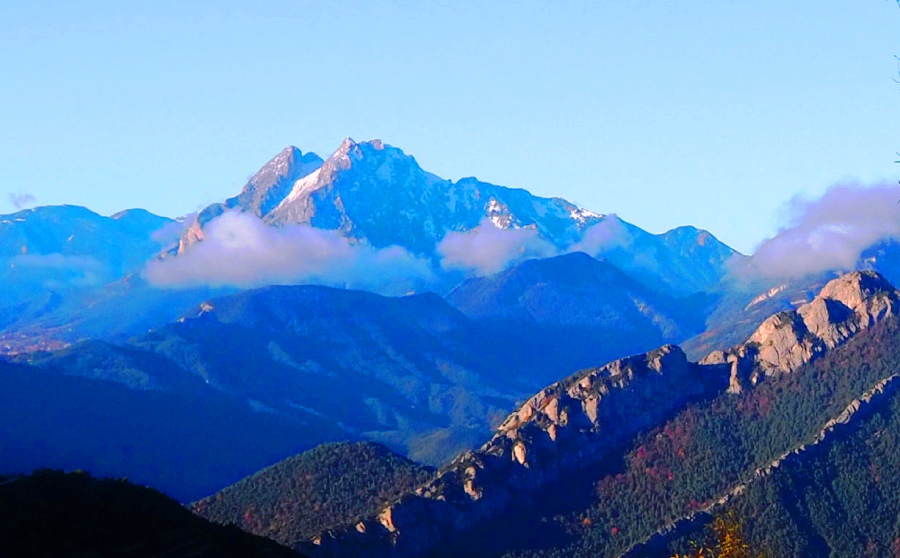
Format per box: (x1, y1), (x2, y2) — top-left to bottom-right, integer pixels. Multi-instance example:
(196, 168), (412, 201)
(672, 513), (758, 558)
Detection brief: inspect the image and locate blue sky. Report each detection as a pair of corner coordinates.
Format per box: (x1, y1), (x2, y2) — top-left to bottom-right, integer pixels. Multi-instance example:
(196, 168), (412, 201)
(1, 1), (898, 254)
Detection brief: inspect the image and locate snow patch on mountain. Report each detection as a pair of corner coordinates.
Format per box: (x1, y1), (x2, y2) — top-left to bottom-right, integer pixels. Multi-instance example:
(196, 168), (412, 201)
(570, 207), (602, 223)
(275, 168), (323, 210)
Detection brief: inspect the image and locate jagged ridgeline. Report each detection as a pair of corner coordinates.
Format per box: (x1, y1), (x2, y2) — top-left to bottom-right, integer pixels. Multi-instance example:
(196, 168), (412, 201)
(269, 271), (900, 558)
(176, 139), (736, 295)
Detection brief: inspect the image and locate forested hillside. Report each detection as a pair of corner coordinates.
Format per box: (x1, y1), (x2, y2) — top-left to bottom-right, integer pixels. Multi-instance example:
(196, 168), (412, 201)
(662, 367), (900, 556)
(193, 442), (434, 547)
(501, 315), (900, 558)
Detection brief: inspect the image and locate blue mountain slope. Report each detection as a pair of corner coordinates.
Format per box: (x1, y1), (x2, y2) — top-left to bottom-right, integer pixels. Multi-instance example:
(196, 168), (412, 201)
(0, 206), (205, 353)
(0, 205), (170, 276)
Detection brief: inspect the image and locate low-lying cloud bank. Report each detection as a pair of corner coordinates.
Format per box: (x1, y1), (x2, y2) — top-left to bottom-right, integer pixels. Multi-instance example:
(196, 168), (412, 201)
(730, 182), (900, 280)
(148, 213), (637, 291)
(437, 218), (556, 276)
(144, 212), (433, 294)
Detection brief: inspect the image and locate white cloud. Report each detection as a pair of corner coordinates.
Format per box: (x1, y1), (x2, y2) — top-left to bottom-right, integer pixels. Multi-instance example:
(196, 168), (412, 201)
(568, 214), (631, 256)
(437, 218), (556, 276)
(143, 211), (433, 294)
(730, 182), (900, 280)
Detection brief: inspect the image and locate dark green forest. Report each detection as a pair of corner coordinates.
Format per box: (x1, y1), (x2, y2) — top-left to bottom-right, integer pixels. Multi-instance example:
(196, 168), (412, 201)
(664, 370), (900, 557)
(192, 442), (434, 547)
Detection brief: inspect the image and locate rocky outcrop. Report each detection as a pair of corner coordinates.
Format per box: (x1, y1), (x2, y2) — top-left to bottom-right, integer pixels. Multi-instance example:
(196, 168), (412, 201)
(292, 270), (900, 558)
(305, 345), (714, 558)
(700, 271), (900, 391)
(300, 271), (900, 558)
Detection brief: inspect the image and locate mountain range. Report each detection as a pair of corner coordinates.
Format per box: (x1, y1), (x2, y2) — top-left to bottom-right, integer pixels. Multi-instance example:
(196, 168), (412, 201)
(3, 138), (900, 557)
(174, 138), (737, 295)
(1, 252), (712, 500)
(197, 271), (898, 558)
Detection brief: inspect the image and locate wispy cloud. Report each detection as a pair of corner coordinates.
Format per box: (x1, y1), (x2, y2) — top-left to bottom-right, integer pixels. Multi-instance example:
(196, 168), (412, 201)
(729, 182), (900, 280)
(143, 211), (433, 294)
(11, 253), (105, 287)
(568, 214), (631, 255)
(8, 192), (35, 210)
(150, 214), (196, 245)
(437, 218), (556, 276)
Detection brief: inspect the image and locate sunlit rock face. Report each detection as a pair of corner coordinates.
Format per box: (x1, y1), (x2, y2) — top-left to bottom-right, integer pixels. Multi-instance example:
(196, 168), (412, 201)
(702, 271), (900, 390)
(306, 345), (712, 558)
(180, 138), (603, 258)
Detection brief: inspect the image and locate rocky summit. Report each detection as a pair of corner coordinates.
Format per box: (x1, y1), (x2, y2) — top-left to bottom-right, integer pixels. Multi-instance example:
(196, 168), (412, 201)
(701, 270), (900, 393)
(180, 138), (603, 257)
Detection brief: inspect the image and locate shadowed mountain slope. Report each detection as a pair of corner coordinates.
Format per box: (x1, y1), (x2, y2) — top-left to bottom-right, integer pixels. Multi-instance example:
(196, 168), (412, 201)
(0, 469), (305, 557)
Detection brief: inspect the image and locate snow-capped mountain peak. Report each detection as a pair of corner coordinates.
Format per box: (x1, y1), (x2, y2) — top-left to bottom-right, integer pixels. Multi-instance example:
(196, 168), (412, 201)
(223, 146), (324, 217)
(176, 139), (748, 300)
(179, 138), (612, 256)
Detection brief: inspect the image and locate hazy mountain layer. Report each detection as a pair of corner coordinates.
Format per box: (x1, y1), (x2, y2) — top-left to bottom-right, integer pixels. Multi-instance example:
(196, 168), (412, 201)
(0, 205), (186, 353)
(447, 251), (710, 343)
(0, 358), (345, 502)
(0, 247), (724, 503)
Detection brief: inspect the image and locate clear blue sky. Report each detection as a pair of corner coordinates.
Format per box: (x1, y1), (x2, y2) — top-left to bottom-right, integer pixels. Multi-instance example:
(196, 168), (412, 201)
(1, 1), (898, 254)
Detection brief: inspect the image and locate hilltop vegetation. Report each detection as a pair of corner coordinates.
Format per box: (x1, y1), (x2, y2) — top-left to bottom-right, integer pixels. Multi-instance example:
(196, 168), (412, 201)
(193, 442), (434, 547)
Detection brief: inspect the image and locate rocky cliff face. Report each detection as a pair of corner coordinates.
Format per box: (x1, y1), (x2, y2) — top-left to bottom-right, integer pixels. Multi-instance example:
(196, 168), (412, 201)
(701, 271), (900, 393)
(177, 146), (324, 253)
(305, 345), (713, 558)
